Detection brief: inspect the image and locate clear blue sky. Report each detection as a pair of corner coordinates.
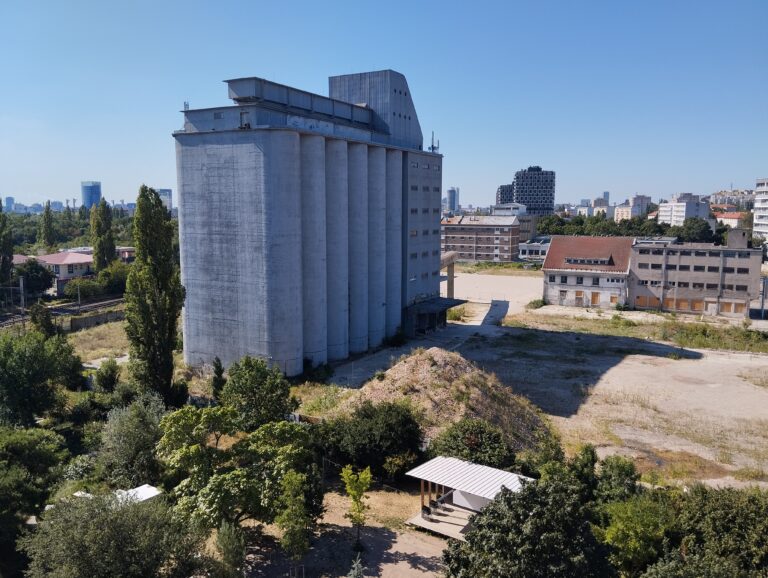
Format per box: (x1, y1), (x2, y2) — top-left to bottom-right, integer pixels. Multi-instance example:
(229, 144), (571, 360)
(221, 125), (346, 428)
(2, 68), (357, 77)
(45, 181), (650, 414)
(1, 0), (765, 208)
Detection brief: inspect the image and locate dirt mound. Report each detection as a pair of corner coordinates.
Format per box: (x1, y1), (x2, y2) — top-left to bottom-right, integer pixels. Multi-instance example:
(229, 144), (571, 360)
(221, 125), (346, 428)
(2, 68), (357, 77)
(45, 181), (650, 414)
(336, 347), (550, 452)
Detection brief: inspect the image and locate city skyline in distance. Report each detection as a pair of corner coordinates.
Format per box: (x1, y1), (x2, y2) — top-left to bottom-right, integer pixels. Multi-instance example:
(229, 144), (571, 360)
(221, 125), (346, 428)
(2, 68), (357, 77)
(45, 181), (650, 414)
(0, 0), (765, 208)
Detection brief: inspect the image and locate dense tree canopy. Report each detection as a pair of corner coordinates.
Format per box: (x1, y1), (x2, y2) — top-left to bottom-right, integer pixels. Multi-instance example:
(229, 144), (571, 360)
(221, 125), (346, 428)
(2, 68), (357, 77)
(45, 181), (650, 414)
(12, 258), (54, 294)
(537, 214), (722, 244)
(428, 418), (514, 468)
(0, 331), (84, 426)
(318, 401), (422, 478)
(444, 467), (612, 577)
(98, 392), (166, 487)
(220, 355), (297, 431)
(19, 495), (206, 578)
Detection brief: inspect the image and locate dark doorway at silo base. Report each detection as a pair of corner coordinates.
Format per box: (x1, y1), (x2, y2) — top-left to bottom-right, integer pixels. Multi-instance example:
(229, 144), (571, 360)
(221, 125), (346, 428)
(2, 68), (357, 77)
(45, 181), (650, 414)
(404, 297), (466, 337)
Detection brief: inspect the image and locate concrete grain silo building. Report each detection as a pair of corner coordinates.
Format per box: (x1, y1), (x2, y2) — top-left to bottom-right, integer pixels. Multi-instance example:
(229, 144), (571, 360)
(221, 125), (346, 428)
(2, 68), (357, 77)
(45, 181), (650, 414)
(174, 70), (446, 375)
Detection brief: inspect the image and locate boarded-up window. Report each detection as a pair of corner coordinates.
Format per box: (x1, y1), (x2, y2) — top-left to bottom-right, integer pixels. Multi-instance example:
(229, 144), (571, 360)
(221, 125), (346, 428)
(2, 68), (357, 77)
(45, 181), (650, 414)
(636, 296), (648, 307)
(691, 300), (704, 311)
(663, 298), (675, 310)
(610, 295), (618, 304)
(733, 302), (745, 314)
(720, 302), (733, 313)
(676, 299), (689, 311)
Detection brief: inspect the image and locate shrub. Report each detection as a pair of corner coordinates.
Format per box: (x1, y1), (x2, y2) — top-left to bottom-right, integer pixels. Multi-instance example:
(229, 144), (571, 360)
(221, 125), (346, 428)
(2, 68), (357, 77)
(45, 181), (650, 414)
(447, 305), (467, 322)
(96, 260), (130, 295)
(526, 298), (546, 310)
(63, 278), (103, 300)
(94, 358), (120, 393)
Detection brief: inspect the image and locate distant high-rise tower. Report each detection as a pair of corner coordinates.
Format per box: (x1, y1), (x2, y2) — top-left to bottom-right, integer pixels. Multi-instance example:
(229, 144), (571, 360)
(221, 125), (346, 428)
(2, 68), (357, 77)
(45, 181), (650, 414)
(510, 166), (555, 216)
(447, 187), (460, 212)
(496, 184), (514, 205)
(156, 189), (173, 210)
(602, 191), (610, 204)
(496, 167), (555, 215)
(4, 197), (14, 212)
(81, 181), (102, 209)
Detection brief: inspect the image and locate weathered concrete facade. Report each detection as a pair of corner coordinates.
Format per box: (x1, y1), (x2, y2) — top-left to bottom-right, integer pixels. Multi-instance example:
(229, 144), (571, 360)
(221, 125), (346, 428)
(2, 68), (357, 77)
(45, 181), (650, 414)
(629, 230), (762, 317)
(174, 70), (442, 375)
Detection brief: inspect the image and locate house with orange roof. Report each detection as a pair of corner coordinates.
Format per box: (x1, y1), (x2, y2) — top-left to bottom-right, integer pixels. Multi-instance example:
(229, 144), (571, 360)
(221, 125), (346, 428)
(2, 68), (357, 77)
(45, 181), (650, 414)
(542, 236), (634, 307)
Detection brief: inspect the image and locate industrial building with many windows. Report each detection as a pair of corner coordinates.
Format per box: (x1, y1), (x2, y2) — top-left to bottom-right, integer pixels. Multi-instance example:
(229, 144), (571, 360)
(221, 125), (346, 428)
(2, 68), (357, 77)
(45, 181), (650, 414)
(629, 229), (762, 317)
(174, 70), (444, 375)
(440, 215), (520, 262)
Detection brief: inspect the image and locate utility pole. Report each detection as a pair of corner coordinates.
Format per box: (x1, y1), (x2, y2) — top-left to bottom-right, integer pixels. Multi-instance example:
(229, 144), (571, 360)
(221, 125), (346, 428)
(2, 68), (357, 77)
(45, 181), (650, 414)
(77, 284), (81, 315)
(19, 276), (25, 310)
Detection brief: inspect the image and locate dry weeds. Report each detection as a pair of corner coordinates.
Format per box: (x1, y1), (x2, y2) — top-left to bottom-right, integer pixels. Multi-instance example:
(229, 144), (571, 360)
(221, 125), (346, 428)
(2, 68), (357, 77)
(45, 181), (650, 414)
(68, 320), (129, 361)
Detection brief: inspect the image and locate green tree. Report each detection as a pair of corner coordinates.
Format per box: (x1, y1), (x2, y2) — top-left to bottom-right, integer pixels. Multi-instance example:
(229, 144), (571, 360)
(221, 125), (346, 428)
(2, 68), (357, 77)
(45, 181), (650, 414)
(676, 484), (768, 574)
(668, 217), (714, 243)
(96, 259), (130, 294)
(0, 427), (68, 575)
(221, 355), (297, 431)
(443, 471), (611, 578)
(38, 201), (55, 247)
(341, 465), (372, 548)
(640, 552), (745, 578)
(216, 520), (246, 577)
(94, 357), (120, 392)
(29, 301), (57, 337)
(78, 204), (89, 223)
(125, 185), (185, 405)
(275, 470), (313, 559)
(12, 258), (55, 294)
(160, 415), (323, 529)
(596, 455), (639, 504)
(599, 494), (674, 576)
(0, 331), (83, 426)
(19, 495), (207, 578)
(0, 205), (12, 286)
(428, 418), (513, 468)
(319, 401), (422, 477)
(211, 356), (226, 400)
(90, 198), (116, 272)
(98, 392), (166, 487)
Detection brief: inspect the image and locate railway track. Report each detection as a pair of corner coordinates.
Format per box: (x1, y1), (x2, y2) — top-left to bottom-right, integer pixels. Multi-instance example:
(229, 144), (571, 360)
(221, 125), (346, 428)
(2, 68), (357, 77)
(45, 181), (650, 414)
(0, 297), (125, 328)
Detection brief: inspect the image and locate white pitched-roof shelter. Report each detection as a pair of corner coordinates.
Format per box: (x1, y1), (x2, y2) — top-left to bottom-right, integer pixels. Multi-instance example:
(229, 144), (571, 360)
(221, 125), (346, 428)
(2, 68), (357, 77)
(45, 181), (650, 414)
(405, 457), (533, 540)
(115, 484), (162, 504)
(407, 456), (531, 501)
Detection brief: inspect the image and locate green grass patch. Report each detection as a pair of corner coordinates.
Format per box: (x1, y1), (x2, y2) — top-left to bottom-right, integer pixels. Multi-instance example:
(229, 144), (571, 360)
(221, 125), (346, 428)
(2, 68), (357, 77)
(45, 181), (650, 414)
(447, 305), (467, 322)
(657, 322), (768, 353)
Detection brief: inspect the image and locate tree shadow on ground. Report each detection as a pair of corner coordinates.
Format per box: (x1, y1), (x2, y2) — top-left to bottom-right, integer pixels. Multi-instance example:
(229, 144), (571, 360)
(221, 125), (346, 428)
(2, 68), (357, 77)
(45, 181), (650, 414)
(246, 523), (444, 577)
(458, 325), (703, 418)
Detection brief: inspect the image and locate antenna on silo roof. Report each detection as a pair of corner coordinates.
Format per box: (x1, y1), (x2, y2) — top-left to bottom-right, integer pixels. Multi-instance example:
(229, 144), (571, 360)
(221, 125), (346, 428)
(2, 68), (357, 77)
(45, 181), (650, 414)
(429, 131), (440, 153)
(183, 101), (190, 111)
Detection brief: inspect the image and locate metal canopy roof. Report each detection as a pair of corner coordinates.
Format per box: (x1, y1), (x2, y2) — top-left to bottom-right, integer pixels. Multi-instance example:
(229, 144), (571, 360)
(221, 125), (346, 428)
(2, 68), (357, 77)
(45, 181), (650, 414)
(406, 457), (532, 500)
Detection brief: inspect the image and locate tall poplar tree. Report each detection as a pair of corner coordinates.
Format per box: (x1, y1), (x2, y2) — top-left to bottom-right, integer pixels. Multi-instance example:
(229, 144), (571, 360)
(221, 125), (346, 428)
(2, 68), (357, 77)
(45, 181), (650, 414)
(0, 205), (12, 285)
(124, 186), (185, 404)
(90, 198), (115, 271)
(39, 201), (55, 247)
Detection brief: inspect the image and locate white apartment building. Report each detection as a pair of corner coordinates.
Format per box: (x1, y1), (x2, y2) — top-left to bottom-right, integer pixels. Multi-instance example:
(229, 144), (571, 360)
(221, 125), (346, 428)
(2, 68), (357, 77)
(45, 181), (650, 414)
(754, 179), (768, 242)
(657, 194), (710, 227)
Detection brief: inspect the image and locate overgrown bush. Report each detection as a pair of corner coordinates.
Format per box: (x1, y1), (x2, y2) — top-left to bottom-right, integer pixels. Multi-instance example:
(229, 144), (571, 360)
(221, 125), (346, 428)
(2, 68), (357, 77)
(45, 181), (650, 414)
(428, 418), (514, 468)
(447, 305), (467, 322)
(94, 358), (120, 393)
(96, 260), (130, 295)
(526, 298), (546, 310)
(63, 278), (103, 300)
(318, 401), (422, 478)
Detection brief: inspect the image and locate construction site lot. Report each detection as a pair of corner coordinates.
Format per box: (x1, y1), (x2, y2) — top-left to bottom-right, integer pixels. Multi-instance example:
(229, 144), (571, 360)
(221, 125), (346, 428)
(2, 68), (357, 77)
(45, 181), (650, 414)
(435, 273), (768, 487)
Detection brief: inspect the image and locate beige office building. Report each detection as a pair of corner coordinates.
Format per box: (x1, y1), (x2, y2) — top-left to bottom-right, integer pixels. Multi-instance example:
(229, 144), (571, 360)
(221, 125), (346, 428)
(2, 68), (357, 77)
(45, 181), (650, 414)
(629, 229), (762, 317)
(441, 215), (520, 262)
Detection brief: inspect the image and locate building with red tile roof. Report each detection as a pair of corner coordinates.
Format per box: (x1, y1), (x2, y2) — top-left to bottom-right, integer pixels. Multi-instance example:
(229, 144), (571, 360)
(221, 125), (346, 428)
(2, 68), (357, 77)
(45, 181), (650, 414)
(543, 236), (633, 307)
